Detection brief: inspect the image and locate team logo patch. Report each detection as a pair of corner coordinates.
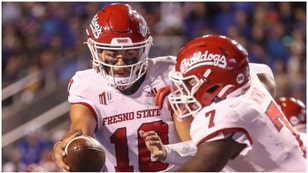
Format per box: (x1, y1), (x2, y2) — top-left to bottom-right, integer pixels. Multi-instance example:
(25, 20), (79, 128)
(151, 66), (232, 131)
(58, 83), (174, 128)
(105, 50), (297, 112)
(236, 73), (244, 84)
(90, 14), (102, 39)
(145, 87), (158, 97)
(139, 21), (147, 37)
(99, 91), (112, 105)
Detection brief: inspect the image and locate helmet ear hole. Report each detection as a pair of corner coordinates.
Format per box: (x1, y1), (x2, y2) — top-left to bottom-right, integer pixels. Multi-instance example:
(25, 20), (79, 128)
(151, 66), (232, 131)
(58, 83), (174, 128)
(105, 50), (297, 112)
(206, 85), (219, 93)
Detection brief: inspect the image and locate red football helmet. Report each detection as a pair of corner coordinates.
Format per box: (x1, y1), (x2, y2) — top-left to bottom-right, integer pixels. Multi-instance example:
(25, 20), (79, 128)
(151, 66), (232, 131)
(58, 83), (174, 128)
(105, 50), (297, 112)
(168, 35), (251, 118)
(85, 3), (153, 90)
(276, 97), (306, 127)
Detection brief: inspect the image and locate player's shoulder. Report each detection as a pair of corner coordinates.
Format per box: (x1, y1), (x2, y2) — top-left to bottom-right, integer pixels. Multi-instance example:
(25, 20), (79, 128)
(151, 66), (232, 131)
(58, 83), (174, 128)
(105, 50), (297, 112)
(191, 99), (244, 144)
(73, 69), (96, 79)
(217, 98), (241, 110)
(197, 99), (239, 121)
(199, 96), (259, 123)
(147, 56), (176, 74)
(149, 56), (176, 64)
(70, 69), (98, 88)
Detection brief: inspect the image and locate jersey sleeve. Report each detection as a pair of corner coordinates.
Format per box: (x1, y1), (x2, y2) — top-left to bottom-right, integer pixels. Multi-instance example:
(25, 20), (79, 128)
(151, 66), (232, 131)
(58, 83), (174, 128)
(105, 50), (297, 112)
(190, 101), (253, 148)
(67, 71), (99, 121)
(68, 71), (95, 106)
(68, 72), (83, 102)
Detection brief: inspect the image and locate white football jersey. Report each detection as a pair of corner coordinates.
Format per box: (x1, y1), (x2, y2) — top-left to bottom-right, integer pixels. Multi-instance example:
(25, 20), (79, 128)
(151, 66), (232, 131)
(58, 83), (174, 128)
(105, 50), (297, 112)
(190, 68), (306, 171)
(68, 56), (182, 172)
(298, 132), (307, 147)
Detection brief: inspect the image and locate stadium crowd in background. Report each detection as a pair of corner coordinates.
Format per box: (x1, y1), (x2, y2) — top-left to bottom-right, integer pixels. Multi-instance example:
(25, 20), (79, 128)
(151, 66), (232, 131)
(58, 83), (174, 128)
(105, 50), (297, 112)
(2, 2), (306, 104)
(2, 2), (306, 171)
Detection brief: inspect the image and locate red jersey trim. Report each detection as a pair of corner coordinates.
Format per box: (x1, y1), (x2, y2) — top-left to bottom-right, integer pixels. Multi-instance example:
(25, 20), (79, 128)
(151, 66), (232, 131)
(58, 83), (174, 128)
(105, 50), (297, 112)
(197, 128), (253, 146)
(72, 102), (98, 122)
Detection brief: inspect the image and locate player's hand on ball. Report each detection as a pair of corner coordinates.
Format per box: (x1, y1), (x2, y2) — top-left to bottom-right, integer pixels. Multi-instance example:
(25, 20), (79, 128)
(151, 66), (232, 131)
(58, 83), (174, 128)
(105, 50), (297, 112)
(62, 135), (106, 172)
(53, 131), (80, 172)
(139, 130), (167, 161)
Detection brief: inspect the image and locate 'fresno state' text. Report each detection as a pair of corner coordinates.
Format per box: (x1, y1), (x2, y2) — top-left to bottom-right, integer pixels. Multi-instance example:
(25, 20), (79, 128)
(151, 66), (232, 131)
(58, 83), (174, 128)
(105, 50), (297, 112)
(102, 108), (161, 125)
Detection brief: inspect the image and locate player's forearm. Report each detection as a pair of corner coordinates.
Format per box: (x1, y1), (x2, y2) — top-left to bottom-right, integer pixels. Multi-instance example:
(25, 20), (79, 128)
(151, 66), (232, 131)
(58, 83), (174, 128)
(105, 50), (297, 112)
(163, 140), (197, 165)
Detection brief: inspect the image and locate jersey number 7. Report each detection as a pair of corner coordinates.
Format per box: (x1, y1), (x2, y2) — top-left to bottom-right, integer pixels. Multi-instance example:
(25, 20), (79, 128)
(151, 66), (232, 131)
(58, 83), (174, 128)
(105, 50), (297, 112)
(204, 101), (306, 157)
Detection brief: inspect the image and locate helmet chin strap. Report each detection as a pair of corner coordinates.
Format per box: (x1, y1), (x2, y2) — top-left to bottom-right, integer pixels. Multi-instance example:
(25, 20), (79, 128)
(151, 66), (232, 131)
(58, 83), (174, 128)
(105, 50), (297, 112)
(215, 84), (234, 102)
(119, 73), (146, 95)
(105, 73), (137, 90)
(213, 97), (222, 103)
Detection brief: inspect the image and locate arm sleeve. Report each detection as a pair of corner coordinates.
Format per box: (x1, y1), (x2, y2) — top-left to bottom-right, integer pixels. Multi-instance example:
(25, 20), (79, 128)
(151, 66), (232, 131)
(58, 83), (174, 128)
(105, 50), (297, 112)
(163, 140), (197, 165)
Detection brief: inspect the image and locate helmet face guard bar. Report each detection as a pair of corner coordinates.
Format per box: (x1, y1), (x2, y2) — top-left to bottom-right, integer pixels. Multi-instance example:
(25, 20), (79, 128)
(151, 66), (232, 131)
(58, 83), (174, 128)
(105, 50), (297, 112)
(86, 36), (152, 90)
(85, 36), (153, 50)
(168, 69), (203, 118)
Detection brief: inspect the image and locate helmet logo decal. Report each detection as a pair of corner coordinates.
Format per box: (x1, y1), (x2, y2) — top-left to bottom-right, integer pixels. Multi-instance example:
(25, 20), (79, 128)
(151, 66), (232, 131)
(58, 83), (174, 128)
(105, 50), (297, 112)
(129, 7), (148, 37)
(90, 14), (102, 39)
(116, 39), (129, 43)
(236, 73), (244, 84)
(139, 17), (148, 37)
(111, 38), (133, 44)
(289, 116), (300, 126)
(180, 50), (227, 74)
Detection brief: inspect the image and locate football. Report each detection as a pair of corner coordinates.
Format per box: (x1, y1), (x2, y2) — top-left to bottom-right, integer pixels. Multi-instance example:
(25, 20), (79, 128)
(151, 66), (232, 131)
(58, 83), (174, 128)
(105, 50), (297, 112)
(63, 135), (106, 172)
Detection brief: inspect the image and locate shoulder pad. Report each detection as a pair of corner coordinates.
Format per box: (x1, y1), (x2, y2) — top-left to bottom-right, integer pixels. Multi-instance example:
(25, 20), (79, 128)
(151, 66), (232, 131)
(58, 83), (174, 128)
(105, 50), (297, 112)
(150, 56), (176, 63)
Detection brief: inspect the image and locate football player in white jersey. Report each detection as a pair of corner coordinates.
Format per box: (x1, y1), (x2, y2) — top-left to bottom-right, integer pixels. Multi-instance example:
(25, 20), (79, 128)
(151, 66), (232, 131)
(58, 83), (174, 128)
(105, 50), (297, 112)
(164, 34), (306, 171)
(142, 60), (280, 168)
(53, 3), (195, 172)
(148, 62), (277, 140)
